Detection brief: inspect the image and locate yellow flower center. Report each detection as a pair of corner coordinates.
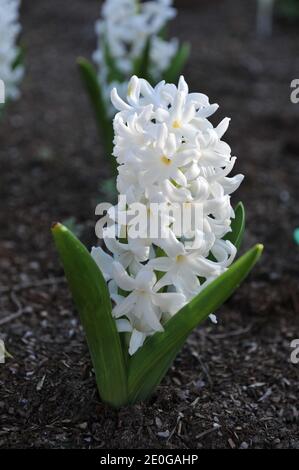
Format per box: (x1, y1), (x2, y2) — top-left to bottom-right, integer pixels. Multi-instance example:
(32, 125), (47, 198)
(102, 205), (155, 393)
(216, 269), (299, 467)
(172, 120), (181, 129)
(127, 83), (133, 97)
(176, 255), (185, 263)
(161, 155), (172, 166)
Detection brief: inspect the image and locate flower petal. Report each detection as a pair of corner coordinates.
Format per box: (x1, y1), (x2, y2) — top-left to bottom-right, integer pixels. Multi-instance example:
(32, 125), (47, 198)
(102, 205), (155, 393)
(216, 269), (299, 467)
(111, 261), (136, 291)
(129, 329), (147, 356)
(91, 246), (113, 281)
(153, 292), (186, 315)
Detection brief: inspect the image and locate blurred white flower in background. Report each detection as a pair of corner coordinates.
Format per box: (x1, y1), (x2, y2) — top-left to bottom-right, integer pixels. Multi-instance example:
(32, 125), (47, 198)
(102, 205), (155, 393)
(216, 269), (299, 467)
(0, 0), (24, 102)
(93, 0), (178, 115)
(92, 75), (244, 355)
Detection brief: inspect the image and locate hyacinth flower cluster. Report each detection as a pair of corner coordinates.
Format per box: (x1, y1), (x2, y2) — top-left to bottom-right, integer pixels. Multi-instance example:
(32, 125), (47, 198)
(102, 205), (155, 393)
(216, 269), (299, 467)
(93, 0), (179, 115)
(77, 0), (190, 173)
(52, 76), (263, 408)
(91, 76), (244, 354)
(0, 0), (24, 110)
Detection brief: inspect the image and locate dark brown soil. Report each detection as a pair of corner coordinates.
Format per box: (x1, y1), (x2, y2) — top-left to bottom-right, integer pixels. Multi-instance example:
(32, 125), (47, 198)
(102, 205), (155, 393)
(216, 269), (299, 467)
(0, 0), (299, 449)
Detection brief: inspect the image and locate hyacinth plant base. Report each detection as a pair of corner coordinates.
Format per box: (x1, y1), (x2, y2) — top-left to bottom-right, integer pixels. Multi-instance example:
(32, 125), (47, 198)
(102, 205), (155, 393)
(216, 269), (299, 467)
(52, 203), (262, 408)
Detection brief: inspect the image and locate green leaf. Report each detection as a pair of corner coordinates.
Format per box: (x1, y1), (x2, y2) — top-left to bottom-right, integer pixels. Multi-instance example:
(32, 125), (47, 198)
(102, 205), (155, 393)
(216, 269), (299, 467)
(158, 25), (167, 40)
(104, 42), (124, 83)
(77, 57), (108, 123)
(101, 177), (118, 203)
(278, 0), (299, 19)
(128, 244), (263, 404)
(209, 202), (245, 263)
(224, 201), (245, 250)
(0, 105), (4, 121)
(4, 349), (13, 359)
(133, 38), (152, 80)
(12, 46), (25, 70)
(163, 42), (190, 84)
(52, 223), (128, 408)
(77, 57), (116, 174)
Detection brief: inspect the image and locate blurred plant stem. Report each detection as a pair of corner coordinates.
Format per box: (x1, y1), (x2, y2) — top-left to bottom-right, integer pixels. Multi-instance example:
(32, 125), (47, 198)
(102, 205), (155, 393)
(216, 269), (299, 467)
(257, 0), (274, 37)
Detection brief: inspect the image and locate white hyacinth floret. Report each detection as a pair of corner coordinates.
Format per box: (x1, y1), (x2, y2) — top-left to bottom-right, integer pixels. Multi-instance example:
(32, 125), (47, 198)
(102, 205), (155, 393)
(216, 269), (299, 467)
(93, 0), (178, 115)
(92, 75), (244, 355)
(0, 0), (24, 102)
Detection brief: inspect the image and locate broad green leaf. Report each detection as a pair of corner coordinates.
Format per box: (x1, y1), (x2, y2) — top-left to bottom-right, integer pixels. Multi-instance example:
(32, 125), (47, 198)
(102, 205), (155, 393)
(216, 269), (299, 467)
(52, 223), (127, 407)
(128, 244), (263, 404)
(224, 201), (245, 250)
(77, 57), (116, 173)
(77, 57), (108, 123)
(163, 42), (190, 84)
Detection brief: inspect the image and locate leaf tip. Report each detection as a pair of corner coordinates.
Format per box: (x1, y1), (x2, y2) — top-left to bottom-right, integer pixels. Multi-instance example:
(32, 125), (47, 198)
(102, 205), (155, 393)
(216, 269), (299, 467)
(51, 222), (66, 234)
(253, 243), (264, 263)
(183, 41), (191, 51)
(77, 56), (85, 66)
(256, 243), (264, 254)
(5, 350), (13, 359)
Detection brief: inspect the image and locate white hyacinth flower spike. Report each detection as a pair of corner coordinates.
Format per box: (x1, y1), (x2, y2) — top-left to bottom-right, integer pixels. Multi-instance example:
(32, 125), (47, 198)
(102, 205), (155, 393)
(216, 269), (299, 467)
(52, 76), (263, 408)
(78, 0), (190, 170)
